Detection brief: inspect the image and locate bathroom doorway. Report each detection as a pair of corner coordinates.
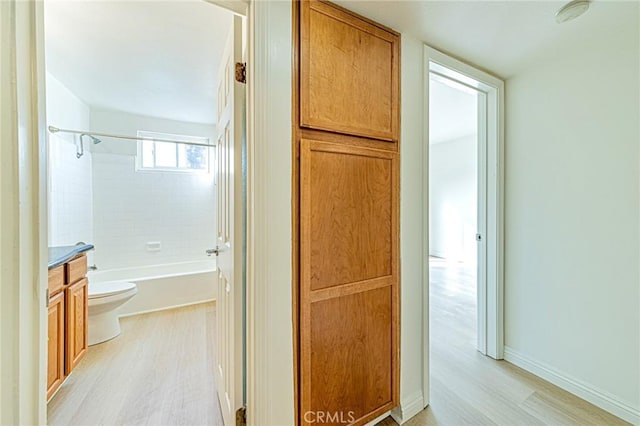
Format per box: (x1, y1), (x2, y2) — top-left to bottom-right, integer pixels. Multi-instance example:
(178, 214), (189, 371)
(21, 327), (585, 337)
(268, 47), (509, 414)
(42, 1), (246, 424)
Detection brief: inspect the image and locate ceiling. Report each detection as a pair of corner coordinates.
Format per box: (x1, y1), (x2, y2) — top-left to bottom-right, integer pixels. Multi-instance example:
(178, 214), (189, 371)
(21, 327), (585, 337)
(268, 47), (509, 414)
(44, 0), (233, 125)
(429, 76), (477, 144)
(44, 1), (637, 126)
(333, 0), (638, 78)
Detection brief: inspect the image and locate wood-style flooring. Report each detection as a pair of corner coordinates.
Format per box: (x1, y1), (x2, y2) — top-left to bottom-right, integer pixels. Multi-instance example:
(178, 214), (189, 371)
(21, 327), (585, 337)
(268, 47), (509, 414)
(47, 265), (628, 426)
(47, 302), (223, 426)
(377, 258), (629, 426)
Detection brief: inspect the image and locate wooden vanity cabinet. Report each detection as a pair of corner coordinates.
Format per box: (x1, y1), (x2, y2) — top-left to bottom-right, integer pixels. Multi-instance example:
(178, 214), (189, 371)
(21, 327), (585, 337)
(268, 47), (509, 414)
(47, 254), (89, 401)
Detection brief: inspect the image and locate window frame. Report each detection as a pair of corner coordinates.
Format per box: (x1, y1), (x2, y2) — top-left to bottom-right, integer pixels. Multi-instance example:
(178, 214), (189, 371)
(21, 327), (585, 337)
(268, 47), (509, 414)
(135, 130), (213, 174)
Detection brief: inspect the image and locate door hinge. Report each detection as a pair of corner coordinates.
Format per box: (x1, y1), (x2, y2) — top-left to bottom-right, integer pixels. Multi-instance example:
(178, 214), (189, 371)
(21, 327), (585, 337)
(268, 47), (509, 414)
(236, 406), (247, 426)
(45, 289), (49, 305)
(235, 62), (247, 84)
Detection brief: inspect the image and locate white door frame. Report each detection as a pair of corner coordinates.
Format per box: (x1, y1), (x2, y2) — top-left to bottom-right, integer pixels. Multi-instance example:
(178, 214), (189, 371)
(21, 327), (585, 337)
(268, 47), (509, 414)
(2, 1), (297, 424)
(246, 1), (295, 424)
(423, 44), (505, 403)
(1, 1), (49, 424)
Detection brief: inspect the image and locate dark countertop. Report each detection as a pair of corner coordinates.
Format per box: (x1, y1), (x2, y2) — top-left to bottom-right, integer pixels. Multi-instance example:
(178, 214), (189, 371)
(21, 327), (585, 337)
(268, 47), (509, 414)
(48, 244), (94, 269)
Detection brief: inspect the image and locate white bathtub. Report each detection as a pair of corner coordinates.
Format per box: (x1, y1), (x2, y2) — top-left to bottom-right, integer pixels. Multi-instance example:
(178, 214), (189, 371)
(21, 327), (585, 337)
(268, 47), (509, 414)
(88, 259), (217, 317)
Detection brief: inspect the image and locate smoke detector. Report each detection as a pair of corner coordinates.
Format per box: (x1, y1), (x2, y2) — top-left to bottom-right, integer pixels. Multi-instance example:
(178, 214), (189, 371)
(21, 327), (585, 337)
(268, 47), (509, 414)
(556, 0), (591, 23)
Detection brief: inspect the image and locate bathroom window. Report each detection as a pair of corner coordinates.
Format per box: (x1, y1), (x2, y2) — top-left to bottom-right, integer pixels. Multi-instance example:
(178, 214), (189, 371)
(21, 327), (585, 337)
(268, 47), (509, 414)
(136, 130), (213, 173)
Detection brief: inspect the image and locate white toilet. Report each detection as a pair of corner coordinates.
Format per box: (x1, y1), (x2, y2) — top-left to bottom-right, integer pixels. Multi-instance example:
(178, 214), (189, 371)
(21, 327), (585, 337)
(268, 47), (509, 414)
(88, 281), (138, 346)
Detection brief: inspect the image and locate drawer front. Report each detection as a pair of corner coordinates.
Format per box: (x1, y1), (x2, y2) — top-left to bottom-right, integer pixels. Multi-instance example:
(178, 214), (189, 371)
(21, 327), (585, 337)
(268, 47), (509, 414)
(48, 266), (65, 297)
(66, 255), (87, 284)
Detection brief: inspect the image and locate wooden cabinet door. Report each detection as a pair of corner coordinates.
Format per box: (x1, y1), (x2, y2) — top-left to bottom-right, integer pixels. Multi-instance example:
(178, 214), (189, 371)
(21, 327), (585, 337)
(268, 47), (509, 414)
(299, 0), (399, 142)
(299, 139), (399, 425)
(66, 278), (88, 372)
(295, 2), (401, 425)
(47, 292), (65, 400)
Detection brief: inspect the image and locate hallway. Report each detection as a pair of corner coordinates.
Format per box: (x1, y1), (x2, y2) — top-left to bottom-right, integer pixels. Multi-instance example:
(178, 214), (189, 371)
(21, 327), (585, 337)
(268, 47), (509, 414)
(380, 259), (628, 425)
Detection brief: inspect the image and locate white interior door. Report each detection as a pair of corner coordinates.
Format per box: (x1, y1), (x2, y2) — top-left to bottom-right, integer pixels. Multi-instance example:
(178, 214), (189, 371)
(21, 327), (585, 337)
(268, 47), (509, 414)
(215, 15), (244, 426)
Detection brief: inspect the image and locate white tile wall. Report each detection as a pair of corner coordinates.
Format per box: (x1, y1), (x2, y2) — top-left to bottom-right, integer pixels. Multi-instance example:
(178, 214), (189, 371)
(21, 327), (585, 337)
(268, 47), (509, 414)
(49, 135), (94, 248)
(47, 78), (217, 271)
(92, 152), (216, 270)
(47, 73), (94, 259)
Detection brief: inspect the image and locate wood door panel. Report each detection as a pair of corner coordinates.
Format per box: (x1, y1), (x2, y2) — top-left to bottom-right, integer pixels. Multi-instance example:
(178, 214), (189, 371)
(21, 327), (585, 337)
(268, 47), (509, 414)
(300, 1), (399, 142)
(302, 139), (394, 290)
(300, 138), (399, 425)
(295, 2), (400, 425)
(47, 292), (65, 400)
(305, 286), (393, 425)
(66, 278), (88, 373)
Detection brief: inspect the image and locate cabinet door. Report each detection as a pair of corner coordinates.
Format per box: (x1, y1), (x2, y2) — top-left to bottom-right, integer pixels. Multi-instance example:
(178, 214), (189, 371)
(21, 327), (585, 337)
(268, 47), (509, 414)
(66, 278), (88, 372)
(295, 2), (401, 425)
(300, 0), (399, 142)
(299, 139), (399, 425)
(47, 292), (65, 400)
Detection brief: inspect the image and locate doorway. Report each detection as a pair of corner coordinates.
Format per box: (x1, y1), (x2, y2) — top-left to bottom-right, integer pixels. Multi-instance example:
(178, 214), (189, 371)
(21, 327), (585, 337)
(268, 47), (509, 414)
(2, 1), (304, 423)
(42, 1), (246, 424)
(429, 70), (480, 355)
(423, 45), (505, 402)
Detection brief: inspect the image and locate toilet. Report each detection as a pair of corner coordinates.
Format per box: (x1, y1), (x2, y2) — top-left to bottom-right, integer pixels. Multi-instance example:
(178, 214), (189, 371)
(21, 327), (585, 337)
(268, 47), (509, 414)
(88, 281), (138, 345)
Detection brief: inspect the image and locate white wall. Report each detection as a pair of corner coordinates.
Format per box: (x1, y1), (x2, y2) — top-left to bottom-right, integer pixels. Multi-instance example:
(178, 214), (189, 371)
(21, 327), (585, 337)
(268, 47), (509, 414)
(429, 135), (477, 263)
(394, 33), (427, 422)
(249, 1), (294, 423)
(90, 109), (216, 270)
(504, 19), (640, 422)
(46, 73), (94, 250)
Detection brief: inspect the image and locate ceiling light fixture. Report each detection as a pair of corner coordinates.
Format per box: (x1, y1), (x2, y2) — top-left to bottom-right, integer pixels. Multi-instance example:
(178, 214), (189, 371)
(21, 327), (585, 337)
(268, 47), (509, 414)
(556, 0), (591, 24)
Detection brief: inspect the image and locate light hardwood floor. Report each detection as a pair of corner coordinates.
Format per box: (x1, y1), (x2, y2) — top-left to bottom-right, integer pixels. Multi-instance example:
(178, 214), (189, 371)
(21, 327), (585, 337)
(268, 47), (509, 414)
(47, 268), (629, 426)
(47, 302), (223, 426)
(378, 259), (629, 426)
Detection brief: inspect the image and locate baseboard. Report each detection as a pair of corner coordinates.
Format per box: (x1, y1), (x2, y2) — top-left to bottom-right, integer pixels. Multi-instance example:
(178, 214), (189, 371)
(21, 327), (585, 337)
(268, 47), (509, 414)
(390, 391), (425, 424)
(118, 298), (216, 318)
(504, 346), (640, 425)
(364, 410), (390, 426)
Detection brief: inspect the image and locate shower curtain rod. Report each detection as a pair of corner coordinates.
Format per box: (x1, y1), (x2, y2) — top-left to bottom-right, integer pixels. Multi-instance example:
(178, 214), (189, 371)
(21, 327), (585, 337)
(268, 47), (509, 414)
(48, 126), (214, 148)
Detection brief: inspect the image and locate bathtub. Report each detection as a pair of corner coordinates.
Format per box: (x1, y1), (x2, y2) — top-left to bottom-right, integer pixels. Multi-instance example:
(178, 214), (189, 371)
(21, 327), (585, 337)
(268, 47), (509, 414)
(88, 259), (217, 317)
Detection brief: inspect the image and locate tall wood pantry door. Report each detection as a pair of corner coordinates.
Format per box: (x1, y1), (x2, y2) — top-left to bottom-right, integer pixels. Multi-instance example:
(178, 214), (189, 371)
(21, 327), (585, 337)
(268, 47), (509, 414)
(293, 1), (401, 425)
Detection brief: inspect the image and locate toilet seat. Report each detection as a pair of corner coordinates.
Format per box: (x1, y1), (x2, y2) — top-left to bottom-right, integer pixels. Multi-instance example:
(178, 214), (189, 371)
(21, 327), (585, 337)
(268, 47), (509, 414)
(89, 281), (137, 299)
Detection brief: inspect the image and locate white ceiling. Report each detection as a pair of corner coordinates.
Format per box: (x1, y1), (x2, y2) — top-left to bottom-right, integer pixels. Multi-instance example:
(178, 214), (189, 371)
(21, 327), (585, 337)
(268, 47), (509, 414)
(44, 0), (233, 125)
(333, 0), (639, 78)
(429, 76), (477, 144)
(44, 1), (637, 126)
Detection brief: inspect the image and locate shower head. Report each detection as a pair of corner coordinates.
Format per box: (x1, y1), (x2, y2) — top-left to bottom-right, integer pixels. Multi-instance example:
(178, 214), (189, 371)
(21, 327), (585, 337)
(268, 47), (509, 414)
(76, 133), (102, 159)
